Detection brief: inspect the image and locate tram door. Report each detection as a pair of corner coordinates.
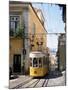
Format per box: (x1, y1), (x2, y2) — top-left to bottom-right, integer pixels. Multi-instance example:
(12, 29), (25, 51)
(13, 54), (21, 73)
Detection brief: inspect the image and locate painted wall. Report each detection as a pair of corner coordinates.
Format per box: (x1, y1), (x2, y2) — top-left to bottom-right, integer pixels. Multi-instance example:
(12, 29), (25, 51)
(28, 4), (47, 52)
(9, 38), (23, 72)
(9, 2), (47, 74)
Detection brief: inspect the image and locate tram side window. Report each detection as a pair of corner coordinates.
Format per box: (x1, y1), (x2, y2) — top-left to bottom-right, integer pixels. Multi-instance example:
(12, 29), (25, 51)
(43, 57), (46, 66)
(33, 58), (38, 67)
(46, 57), (49, 65)
(39, 58), (42, 67)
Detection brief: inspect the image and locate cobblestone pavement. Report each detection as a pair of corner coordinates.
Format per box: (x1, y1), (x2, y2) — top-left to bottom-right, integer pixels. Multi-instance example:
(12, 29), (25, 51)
(9, 71), (66, 89)
(47, 71), (66, 87)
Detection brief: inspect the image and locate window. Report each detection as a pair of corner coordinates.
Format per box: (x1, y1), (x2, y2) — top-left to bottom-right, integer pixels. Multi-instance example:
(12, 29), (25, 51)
(43, 57), (46, 65)
(39, 58), (42, 67)
(10, 16), (20, 36)
(33, 58), (38, 67)
(43, 56), (49, 67)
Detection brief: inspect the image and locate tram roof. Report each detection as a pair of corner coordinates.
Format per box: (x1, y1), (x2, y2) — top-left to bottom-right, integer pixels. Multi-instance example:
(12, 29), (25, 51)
(29, 51), (45, 58)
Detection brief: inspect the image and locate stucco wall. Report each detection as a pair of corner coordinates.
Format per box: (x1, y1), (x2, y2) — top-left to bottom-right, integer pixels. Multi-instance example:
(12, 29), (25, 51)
(28, 5), (47, 51)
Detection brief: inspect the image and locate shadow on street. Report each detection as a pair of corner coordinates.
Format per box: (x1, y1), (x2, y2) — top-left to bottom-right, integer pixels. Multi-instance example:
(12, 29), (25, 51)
(33, 70), (62, 79)
(9, 70), (63, 80)
(45, 70), (62, 79)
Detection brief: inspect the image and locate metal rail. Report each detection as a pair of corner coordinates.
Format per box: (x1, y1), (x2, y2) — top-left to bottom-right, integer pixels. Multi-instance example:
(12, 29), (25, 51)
(11, 78), (32, 89)
(10, 77), (49, 88)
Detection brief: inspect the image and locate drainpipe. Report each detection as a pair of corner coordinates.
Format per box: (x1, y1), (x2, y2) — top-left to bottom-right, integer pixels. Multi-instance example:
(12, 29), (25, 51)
(22, 30), (26, 75)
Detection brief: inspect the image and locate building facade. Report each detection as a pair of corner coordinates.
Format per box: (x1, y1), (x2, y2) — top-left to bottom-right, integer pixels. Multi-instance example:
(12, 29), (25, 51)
(9, 1), (47, 74)
(57, 34), (66, 71)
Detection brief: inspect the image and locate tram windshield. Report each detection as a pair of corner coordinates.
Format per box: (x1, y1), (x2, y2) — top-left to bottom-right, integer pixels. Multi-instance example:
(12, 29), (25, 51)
(33, 58), (38, 67)
(39, 58), (42, 67)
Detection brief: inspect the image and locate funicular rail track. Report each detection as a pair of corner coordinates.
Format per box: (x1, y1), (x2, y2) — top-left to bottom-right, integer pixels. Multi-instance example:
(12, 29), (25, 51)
(11, 77), (49, 89)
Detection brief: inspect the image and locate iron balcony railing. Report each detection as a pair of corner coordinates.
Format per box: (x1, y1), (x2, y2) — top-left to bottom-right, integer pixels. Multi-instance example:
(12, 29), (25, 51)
(10, 30), (29, 38)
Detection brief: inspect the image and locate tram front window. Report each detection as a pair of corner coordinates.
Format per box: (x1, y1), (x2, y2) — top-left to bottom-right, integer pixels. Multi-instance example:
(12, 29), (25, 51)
(33, 58), (38, 67)
(39, 58), (42, 67)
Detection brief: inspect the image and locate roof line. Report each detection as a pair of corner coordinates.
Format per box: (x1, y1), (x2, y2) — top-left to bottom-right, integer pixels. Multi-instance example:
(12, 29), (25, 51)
(30, 3), (47, 33)
(9, 1), (47, 33)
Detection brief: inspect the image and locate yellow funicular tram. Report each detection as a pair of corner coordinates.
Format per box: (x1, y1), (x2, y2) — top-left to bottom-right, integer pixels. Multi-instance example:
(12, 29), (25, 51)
(29, 51), (49, 77)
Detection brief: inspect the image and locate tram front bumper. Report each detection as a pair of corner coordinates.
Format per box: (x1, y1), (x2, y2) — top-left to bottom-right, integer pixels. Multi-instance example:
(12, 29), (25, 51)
(30, 67), (48, 77)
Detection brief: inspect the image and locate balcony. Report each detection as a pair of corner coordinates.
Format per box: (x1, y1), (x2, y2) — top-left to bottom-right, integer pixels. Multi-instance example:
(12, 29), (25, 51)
(10, 29), (28, 39)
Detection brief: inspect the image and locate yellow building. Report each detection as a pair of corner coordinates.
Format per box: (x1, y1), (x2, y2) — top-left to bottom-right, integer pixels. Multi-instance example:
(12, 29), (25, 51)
(9, 1), (47, 74)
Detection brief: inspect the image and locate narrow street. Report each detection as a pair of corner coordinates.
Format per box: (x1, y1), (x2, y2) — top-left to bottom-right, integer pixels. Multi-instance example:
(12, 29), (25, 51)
(9, 2), (66, 89)
(9, 70), (66, 89)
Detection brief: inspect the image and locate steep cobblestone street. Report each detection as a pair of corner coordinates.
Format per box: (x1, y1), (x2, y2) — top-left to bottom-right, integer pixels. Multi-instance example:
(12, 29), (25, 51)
(9, 71), (66, 89)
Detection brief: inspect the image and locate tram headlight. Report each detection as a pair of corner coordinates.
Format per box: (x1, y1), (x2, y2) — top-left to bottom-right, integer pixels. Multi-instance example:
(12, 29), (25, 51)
(34, 71), (37, 74)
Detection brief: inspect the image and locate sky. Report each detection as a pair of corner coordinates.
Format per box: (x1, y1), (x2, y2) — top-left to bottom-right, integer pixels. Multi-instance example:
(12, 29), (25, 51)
(32, 3), (65, 50)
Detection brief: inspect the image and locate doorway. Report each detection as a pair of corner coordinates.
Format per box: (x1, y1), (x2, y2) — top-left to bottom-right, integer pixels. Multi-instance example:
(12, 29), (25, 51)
(13, 54), (21, 73)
